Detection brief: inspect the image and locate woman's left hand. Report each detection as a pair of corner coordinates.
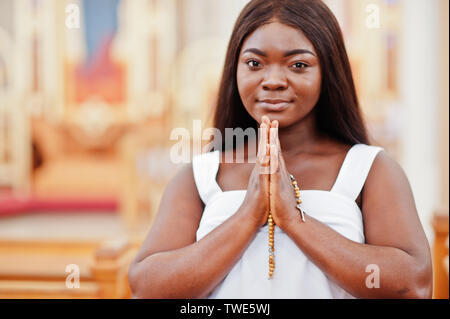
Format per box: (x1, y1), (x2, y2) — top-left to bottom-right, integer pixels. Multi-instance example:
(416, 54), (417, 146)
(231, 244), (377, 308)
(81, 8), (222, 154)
(267, 120), (304, 230)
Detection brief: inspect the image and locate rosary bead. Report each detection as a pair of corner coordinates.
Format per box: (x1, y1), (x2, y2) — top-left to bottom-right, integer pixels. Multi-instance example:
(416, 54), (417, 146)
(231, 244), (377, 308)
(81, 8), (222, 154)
(290, 175), (306, 223)
(267, 209), (276, 277)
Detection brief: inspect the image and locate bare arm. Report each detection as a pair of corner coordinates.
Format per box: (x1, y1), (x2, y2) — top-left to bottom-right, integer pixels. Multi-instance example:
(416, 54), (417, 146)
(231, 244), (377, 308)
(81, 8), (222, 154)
(128, 164), (257, 298)
(279, 151), (433, 298)
(128, 127), (271, 299)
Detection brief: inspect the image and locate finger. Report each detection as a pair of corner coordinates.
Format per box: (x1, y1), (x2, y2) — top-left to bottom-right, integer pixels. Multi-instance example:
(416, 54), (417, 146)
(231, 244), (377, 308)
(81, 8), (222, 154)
(270, 144), (279, 176)
(262, 116), (271, 144)
(258, 123), (268, 159)
(278, 149), (287, 180)
(270, 123), (286, 173)
(257, 153), (271, 190)
(275, 128), (289, 179)
(271, 119), (278, 129)
(258, 124), (270, 170)
(261, 116), (271, 139)
(257, 144), (270, 175)
(269, 126), (277, 149)
(272, 120), (281, 148)
(269, 124), (283, 175)
(269, 125), (279, 171)
(262, 115), (271, 127)
(261, 144), (270, 167)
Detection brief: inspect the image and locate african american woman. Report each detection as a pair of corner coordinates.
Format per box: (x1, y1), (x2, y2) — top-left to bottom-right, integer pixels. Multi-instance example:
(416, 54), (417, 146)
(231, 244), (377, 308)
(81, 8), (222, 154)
(128, 0), (432, 299)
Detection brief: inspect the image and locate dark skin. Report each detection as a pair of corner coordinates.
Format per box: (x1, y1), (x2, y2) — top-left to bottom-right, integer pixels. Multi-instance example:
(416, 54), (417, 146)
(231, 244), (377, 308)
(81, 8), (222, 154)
(128, 21), (432, 298)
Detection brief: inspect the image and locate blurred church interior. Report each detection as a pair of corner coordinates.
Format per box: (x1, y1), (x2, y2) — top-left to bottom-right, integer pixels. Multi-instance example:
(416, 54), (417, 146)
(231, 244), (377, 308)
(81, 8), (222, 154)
(0, 0), (448, 298)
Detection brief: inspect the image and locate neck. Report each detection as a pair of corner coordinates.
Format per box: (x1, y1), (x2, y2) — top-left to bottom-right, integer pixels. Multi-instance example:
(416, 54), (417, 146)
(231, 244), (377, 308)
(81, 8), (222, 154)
(278, 111), (324, 156)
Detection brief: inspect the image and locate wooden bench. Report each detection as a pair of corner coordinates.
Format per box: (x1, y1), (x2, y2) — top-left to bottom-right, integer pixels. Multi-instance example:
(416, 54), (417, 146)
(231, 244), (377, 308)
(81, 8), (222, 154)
(432, 209), (449, 299)
(0, 237), (137, 298)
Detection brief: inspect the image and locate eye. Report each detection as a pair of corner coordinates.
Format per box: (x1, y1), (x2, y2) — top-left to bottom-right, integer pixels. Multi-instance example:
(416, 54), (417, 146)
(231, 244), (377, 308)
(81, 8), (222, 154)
(291, 62), (308, 70)
(246, 60), (262, 69)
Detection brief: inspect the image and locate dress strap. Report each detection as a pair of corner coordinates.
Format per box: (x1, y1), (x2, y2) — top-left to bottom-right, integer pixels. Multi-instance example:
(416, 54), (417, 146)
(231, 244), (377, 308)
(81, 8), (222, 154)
(331, 144), (384, 202)
(192, 150), (222, 205)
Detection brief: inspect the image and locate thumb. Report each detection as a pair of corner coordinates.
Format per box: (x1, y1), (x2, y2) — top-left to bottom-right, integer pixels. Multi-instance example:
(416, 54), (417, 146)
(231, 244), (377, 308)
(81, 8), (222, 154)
(270, 144), (279, 180)
(257, 143), (271, 176)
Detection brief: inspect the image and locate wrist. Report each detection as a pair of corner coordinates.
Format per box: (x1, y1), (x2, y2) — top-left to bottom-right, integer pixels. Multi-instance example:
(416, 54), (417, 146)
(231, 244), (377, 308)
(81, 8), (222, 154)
(278, 173), (308, 231)
(276, 209), (299, 232)
(236, 203), (265, 231)
(279, 206), (309, 234)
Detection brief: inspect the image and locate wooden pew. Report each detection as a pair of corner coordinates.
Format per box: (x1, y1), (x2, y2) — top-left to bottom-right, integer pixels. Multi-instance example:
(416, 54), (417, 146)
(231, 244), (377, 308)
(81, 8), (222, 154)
(432, 209), (449, 299)
(0, 237), (136, 298)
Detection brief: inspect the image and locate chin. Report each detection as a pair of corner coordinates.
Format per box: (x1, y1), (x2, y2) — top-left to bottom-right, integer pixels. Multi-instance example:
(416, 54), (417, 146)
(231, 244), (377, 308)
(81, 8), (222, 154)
(261, 111), (290, 125)
(251, 110), (283, 123)
(250, 107), (299, 127)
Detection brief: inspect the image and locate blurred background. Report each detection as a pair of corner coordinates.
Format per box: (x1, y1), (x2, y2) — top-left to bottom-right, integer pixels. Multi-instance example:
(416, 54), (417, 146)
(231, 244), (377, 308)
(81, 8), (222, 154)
(0, 0), (448, 299)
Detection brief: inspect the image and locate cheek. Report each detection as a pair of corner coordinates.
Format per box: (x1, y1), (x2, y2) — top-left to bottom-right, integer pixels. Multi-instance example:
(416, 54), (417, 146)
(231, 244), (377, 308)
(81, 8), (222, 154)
(237, 66), (258, 103)
(293, 71), (322, 101)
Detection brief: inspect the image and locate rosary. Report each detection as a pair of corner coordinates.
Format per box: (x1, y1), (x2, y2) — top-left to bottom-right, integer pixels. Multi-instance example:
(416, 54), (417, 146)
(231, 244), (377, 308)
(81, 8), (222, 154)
(267, 174), (306, 279)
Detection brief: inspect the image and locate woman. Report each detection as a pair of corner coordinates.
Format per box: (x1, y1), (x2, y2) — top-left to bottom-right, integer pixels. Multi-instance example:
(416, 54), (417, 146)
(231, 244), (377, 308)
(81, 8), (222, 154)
(128, 0), (432, 298)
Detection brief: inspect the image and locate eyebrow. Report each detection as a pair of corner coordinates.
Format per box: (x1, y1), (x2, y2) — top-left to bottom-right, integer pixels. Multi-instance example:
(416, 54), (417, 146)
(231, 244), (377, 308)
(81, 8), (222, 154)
(242, 48), (316, 57)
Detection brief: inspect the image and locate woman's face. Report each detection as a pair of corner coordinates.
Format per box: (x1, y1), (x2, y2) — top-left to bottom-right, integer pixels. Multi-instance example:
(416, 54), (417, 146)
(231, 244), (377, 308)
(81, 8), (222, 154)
(237, 21), (322, 128)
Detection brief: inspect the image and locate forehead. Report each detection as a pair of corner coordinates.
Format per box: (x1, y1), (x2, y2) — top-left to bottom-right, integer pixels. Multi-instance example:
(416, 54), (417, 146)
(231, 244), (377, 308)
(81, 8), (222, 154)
(241, 21), (315, 54)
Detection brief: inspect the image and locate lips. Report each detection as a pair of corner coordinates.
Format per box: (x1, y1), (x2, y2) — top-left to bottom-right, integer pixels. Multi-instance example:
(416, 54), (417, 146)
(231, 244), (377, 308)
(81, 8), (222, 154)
(257, 98), (293, 112)
(259, 99), (291, 104)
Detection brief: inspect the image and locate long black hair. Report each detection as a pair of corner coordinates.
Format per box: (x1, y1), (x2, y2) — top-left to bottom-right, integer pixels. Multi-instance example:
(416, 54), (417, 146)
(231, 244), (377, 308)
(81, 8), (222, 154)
(211, 0), (369, 151)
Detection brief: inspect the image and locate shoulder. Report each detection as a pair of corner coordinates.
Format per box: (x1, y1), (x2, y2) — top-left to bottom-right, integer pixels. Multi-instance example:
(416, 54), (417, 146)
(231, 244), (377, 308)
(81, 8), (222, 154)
(153, 161), (205, 227)
(130, 162), (204, 266)
(362, 147), (416, 213)
(170, 162), (194, 184)
(366, 147), (409, 188)
(164, 162), (201, 202)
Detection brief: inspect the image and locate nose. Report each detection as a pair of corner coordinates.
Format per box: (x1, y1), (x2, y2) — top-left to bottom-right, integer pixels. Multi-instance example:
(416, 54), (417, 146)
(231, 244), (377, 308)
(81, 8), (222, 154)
(262, 66), (288, 91)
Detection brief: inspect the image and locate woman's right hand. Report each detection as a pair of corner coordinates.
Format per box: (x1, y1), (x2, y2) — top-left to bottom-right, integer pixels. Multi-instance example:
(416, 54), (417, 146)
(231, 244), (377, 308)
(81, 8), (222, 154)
(240, 116), (271, 228)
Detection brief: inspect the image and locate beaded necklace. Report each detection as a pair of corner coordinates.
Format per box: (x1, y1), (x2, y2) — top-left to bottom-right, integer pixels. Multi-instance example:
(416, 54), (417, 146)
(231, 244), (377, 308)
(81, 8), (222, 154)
(267, 174), (306, 279)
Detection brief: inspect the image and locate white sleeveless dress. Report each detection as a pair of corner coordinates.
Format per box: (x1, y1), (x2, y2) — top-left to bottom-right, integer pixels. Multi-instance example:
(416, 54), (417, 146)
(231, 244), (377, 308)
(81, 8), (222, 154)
(192, 143), (383, 299)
